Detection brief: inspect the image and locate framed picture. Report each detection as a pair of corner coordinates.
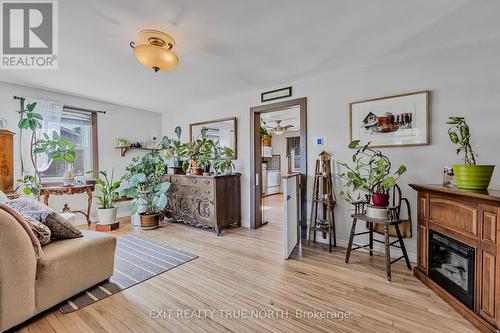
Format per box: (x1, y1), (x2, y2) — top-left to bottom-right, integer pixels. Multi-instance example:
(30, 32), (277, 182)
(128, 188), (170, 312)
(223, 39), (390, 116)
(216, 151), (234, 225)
(349, 90), (430, 148)
(261, 87), (292, 102)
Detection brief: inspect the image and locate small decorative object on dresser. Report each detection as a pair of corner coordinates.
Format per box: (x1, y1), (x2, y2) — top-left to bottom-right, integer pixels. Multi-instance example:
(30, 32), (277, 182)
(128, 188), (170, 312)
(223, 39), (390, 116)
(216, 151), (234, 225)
(164, 173), (241, 235)
(89, 169), (121, 228)
(410, 184), (500, 333)
(447, 116), (495, 189)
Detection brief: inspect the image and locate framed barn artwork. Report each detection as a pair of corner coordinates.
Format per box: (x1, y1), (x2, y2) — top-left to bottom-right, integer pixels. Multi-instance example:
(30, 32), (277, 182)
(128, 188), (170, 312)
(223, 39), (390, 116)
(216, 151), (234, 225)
(349, 90), (430, 148)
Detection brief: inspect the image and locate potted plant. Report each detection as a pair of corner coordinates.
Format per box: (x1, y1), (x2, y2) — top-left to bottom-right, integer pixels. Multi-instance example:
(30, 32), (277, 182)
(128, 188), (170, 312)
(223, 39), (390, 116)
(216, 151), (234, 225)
(162, 126), (187, 171)
(213, 146), (235, 175)
(260, 124), (272, 147)
(447, 116), (495, 189)
(88, 170), (121, 225)
(123, 151), (167, 227)
(339, 140), (406, 215)
(122, 172), (170, 230)
(199, 140), (216, 175)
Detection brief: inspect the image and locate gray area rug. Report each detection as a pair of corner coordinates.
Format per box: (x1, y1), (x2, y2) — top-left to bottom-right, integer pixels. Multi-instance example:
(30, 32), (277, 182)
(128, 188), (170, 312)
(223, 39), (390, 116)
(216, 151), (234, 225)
(58, 234), (197, 313)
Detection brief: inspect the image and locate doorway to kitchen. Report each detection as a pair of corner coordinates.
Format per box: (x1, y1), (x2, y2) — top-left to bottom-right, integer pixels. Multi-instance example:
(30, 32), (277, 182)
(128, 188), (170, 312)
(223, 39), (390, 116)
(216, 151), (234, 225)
(249, 98), (307, 241)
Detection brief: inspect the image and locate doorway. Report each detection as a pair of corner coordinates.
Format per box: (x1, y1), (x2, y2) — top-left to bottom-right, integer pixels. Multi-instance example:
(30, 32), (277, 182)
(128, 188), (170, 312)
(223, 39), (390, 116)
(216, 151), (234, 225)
(249, 97), (307, 231)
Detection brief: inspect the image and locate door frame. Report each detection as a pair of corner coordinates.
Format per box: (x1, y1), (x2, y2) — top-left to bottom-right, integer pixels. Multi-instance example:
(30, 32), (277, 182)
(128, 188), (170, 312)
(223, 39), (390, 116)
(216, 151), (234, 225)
(249, 97), (307, 229)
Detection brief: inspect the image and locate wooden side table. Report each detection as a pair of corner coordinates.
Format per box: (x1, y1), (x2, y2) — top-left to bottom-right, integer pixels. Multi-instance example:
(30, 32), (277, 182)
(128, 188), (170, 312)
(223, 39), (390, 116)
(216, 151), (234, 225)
(40, 183), (95, 226)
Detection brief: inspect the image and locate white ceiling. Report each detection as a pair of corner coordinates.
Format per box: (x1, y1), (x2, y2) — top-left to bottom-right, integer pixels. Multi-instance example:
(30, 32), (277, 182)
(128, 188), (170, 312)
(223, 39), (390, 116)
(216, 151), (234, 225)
(1, 0), (499, 113)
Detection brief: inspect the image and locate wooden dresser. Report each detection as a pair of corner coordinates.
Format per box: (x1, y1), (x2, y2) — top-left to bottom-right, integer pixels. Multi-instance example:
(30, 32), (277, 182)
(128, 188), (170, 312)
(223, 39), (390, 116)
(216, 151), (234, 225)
(0, 130), (15, 193)
(410, 184), (500, 333)
(164, 173), (241, 235)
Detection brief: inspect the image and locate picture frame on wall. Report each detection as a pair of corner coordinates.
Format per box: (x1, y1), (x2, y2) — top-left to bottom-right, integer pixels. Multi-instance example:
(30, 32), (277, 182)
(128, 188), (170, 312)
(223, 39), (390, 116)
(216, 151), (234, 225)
(349, 90), (430, 148)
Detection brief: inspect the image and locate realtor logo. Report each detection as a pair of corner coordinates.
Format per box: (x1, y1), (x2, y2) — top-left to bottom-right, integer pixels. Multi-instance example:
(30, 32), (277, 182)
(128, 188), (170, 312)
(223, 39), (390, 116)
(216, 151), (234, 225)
(1, 0), (58, 69)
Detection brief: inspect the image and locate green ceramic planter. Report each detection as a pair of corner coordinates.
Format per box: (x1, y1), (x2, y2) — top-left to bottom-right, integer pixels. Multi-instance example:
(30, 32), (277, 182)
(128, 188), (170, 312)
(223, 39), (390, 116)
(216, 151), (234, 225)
(453, 164), (495, 190)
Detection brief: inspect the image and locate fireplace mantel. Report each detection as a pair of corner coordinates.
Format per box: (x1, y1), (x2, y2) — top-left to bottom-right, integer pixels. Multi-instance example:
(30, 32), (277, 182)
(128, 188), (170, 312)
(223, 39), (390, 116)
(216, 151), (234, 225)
(410, 184), (500, 333)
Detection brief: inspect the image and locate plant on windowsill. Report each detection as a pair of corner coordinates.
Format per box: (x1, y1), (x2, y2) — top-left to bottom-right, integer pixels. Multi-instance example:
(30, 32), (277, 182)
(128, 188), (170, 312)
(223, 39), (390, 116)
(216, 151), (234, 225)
(213, 146), (235, 175)
(87, 169), (121, 225)
(34, 131), (77, 186)
(338, 140), (406, 212)
(447, 116), (495, 189)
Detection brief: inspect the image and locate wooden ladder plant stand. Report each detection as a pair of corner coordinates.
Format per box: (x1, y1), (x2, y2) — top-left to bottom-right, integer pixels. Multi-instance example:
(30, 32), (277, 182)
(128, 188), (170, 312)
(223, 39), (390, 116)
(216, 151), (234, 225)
(307, 151), (337, 252)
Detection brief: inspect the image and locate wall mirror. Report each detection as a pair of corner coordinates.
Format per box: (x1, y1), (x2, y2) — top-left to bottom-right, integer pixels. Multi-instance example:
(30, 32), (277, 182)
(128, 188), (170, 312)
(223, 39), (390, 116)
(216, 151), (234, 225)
(189, 117), (237, 159)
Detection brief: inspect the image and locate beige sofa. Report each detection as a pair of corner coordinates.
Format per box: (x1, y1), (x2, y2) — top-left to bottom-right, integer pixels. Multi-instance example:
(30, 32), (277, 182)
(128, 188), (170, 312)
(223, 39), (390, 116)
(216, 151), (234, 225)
(0, 208), (117, 331)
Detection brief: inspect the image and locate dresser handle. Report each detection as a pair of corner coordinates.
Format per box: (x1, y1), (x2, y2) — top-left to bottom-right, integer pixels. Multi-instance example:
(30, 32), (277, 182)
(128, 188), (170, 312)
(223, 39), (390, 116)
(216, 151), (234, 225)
(205, 190), (210, 194)
(172, 178), (177, 183)
(192, 179), (197, 184)
(204, 180), (210, 184)
(192, 188), (197, 193)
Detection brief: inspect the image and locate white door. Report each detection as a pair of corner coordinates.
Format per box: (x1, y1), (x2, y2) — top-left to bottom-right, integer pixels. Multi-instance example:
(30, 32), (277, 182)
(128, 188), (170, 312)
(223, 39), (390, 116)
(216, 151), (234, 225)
(283, 174), (300, 259)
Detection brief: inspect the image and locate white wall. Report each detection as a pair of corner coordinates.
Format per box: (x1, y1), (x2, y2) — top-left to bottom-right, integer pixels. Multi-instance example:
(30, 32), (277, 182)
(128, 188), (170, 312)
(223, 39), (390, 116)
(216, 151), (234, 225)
(270, 130), (300, 176)
(163, 38), (500, 260)
(0, 82), (162, 222)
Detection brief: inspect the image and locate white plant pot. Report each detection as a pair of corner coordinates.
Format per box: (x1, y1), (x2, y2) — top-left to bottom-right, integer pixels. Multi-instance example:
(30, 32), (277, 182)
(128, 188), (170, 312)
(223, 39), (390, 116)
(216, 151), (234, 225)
(96, 207), (118, 225)
(131, 202), (146, 227)
(365, 205), (388, 219)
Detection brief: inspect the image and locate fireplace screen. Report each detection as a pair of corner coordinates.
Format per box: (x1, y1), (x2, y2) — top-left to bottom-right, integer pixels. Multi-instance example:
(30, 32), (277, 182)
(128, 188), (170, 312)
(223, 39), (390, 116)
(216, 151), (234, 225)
(429, 231), (475, 310)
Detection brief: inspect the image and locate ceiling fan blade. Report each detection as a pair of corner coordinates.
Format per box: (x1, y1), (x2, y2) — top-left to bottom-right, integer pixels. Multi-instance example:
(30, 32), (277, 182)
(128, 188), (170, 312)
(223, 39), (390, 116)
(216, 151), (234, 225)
(283, 125), (294, 130)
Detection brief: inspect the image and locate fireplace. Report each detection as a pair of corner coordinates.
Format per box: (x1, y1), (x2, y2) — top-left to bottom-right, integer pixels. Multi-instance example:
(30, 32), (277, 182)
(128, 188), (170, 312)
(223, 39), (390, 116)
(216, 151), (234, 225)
(429, 230), (475, 310)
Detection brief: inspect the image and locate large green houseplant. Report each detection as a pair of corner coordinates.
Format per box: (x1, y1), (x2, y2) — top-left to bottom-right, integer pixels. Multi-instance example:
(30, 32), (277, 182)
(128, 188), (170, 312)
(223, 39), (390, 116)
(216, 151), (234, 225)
(122, 172), (170, 230)
(339, 140), (406, 206)
(122, 151), (169, 229)
(447, 116), (495, 189)
(87, 170), (122, 225)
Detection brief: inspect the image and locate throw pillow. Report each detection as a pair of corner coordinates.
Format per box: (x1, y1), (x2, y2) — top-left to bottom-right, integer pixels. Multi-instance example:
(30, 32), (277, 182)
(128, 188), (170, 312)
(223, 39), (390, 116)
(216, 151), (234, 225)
(23, 214), (52, 246)
(6, 197), (53, 222)
(43, 212), (82, 239)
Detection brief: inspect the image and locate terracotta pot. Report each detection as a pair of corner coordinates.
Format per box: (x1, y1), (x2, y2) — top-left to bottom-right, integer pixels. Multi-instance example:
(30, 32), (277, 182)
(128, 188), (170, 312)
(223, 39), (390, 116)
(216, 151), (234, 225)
(372, 193), (389, 207)
(191, 160), (199, 168)
(140, 212), (160, 230)
(190, 167), (203, 176)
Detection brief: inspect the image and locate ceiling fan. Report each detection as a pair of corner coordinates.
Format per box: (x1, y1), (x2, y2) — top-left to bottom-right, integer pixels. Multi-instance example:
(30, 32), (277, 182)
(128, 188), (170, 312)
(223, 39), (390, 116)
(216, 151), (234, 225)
(265, 120), (293, 135)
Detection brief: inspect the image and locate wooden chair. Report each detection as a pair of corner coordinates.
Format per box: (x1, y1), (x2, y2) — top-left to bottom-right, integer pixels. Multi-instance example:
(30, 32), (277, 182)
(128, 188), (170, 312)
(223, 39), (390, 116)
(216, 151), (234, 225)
(344, 184), (412, 281)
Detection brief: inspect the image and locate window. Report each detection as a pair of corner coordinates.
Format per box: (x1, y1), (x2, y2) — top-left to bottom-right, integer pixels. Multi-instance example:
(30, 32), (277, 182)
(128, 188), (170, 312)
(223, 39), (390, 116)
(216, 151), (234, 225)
(39, 108), (97, 180)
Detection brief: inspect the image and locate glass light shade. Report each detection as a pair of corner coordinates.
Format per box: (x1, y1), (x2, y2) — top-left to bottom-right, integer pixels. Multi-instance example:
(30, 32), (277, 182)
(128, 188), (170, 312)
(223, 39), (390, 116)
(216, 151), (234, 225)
(133, 44), (179, 72)
(273, 129), (284, 135)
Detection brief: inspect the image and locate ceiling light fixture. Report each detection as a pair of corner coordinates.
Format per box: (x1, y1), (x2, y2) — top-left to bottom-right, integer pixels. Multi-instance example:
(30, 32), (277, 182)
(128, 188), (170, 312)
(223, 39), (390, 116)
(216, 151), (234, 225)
(130, 29), (179, 73)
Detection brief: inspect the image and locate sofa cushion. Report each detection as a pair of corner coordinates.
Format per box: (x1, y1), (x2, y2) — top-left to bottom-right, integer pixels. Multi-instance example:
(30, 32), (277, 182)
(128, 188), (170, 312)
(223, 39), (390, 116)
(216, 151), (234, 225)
(0, 204), (43, 257)
(43, 212), (82, 239)
(35, 231), (116, 312)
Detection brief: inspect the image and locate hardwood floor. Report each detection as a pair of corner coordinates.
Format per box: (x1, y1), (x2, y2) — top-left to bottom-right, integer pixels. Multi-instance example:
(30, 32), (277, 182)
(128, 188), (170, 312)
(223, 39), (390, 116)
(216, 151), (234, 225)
(15, 200), (479, 333)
